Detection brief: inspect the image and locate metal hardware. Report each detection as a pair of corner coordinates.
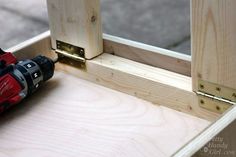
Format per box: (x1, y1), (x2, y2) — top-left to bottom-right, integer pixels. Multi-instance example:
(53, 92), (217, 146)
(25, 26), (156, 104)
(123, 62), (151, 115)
(197, 79), (236, 114)
(55, 40), (86, 69)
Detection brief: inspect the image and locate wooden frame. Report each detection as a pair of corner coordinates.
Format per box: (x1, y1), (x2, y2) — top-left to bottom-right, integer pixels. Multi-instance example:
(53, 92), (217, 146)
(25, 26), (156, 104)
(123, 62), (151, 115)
(3, 0), (236, 156)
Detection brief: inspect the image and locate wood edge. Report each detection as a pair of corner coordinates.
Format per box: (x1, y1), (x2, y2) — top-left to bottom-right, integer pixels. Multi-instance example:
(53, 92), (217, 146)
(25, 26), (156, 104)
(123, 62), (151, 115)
(103, 34), (191, 76)
(173, 106), (236, 157)
(6, 31), (50, 54)
(103, 34), (191, 61)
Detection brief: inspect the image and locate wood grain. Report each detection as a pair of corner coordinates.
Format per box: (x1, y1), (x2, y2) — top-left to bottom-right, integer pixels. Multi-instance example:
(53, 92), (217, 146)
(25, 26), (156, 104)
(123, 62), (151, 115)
(47, 0), (103, 59)
(103, 34), (191, 76)
(6, 31), (55, 60)
(191, 0), (236, 90)
(0, 71), (209, 157)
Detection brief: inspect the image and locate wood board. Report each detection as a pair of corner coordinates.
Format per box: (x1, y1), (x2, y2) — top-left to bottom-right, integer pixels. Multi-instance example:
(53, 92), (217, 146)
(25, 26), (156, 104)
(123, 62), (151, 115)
(47, 0), (103, 59)
(103, 34), (191, 76)
(191, 0), (236, 90)
(0, 70), (210, 157)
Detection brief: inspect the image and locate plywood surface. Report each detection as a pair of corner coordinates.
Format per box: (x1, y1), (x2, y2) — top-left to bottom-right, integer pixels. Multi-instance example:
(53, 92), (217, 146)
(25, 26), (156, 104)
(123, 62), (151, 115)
(0, 71), (209, 157)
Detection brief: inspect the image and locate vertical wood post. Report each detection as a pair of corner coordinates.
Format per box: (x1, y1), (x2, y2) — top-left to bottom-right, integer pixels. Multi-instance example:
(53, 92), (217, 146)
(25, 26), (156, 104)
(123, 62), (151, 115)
(47, 0), (103, 59)
(191, 1), (236, 156)
(191, 0), (236, 91)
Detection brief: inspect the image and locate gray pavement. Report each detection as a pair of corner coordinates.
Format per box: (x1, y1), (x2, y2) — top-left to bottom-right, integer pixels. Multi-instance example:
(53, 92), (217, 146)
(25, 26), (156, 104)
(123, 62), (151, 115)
(0, 0), (191, 55)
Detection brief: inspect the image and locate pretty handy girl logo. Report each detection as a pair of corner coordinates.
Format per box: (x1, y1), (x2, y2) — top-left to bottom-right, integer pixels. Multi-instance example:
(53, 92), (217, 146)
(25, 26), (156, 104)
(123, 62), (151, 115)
(199, 136), (236, 157)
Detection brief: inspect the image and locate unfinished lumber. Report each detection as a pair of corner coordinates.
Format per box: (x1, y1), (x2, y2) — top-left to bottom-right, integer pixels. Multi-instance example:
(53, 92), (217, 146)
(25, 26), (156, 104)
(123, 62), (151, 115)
(189, 0), (236, 155)
(47, 0), (103, 59)
(7, 31), (55, 60)
(191, 0), (236, 90)
(103, 34), (191, 76)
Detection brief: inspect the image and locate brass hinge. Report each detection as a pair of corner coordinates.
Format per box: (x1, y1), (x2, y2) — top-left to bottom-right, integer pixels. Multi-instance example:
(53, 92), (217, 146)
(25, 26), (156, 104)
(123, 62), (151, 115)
(55, 40), (86, 69)
(197, 79), (236, 114)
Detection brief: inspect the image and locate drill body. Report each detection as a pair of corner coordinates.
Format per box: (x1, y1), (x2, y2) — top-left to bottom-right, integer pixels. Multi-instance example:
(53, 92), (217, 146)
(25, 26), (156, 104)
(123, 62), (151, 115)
(0, 49), (55, 114)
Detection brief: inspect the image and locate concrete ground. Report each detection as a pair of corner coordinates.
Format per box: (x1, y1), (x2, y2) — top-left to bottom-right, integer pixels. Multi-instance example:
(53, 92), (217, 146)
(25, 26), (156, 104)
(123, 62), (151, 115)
(0, 0), (191, 55)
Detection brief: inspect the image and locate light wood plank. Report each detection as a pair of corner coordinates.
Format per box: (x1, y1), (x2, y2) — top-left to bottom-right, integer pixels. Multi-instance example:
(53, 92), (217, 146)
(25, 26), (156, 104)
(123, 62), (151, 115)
(103, 34), (191, 76)
(191, 0), (236, 91)
(0, 71), (209, 157)
(190, 1), (236, 154)
(6, 31), (54, 60)
(47, 0), (103, 59)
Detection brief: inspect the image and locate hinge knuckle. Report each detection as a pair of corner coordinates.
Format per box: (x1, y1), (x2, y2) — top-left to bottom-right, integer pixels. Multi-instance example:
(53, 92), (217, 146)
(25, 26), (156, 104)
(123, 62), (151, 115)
(55, 40), (86, 69)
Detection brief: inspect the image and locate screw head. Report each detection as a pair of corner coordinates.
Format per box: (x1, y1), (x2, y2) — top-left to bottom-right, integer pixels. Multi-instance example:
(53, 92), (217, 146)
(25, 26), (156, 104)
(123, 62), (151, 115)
(200, 84), (204, 89)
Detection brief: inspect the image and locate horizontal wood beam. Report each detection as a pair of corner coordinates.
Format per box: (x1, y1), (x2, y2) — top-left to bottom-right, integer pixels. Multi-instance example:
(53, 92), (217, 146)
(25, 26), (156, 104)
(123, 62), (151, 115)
(104, 34), (191, 76)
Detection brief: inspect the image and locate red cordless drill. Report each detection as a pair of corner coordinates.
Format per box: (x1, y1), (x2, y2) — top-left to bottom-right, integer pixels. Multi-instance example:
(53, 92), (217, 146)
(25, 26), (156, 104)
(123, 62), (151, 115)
(0, 48), (56, 114)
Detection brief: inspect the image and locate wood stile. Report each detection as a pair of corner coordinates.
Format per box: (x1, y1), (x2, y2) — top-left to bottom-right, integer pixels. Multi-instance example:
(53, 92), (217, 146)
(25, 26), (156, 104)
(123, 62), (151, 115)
(46, 0), (103, 59)
(191, 0), (236, 91)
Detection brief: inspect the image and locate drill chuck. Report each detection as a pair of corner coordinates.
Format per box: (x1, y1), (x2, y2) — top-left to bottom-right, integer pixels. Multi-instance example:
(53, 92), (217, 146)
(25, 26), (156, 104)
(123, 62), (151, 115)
(0, 53), (55, 114)
(15, 55), (55, 96)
